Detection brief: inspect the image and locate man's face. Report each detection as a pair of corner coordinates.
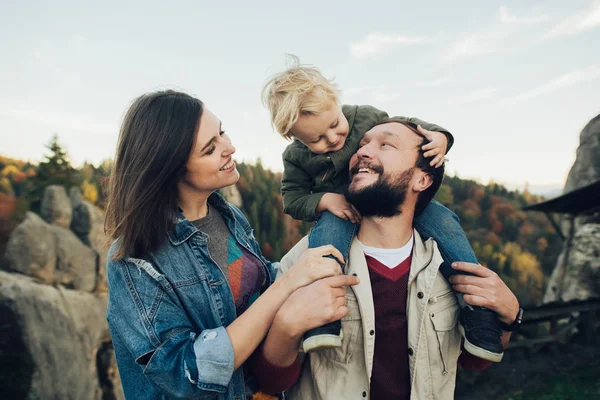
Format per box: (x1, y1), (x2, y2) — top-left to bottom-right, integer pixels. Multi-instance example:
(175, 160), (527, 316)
(346, 122), (425, 217)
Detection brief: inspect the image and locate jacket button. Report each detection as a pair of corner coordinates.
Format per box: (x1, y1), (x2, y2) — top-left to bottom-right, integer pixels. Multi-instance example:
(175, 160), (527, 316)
(362, 391), (367, 397)
(408, 347), (414, 356)
(369, 329), (375, 336)
(417, 291), (424, 299)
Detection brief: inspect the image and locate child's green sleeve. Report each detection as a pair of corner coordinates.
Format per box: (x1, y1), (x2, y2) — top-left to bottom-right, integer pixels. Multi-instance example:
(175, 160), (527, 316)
(281, 153), (324, 222)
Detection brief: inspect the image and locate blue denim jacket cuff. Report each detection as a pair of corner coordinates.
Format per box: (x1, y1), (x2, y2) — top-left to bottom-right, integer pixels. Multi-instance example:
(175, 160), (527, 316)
(192, 326), (235, 390)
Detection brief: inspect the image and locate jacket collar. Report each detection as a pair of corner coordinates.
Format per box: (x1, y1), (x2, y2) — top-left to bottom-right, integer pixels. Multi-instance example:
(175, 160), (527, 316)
(407, 230), (437, 286)
(167, 191), (234, 246)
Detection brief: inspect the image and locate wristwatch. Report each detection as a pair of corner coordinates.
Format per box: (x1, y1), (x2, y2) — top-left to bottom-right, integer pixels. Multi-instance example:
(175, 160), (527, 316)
(499, 307), (524, 331)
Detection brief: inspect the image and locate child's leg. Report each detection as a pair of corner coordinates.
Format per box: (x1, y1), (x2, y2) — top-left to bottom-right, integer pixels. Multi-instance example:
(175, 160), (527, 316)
(414, 200), (504, 362)
(414, 200), (477, 269)
(308, 211), (358, 270)
(303, 211), (358, 352)
(413, 200), (475, 307)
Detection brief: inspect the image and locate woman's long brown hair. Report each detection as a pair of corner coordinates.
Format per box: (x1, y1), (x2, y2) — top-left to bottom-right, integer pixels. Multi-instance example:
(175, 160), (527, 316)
(105, 90), (203, 260)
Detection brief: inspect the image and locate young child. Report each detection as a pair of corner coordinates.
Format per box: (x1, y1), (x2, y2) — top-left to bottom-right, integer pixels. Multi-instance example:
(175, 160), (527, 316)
(262, 58), (505, 363)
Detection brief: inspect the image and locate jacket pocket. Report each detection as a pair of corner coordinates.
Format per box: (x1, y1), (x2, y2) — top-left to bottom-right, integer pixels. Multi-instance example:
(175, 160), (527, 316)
(319, 292), (361, 364)
(429, 299), (459, 374)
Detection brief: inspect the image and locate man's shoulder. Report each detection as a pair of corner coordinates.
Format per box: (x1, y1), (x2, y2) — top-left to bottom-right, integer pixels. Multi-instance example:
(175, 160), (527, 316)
(411, 229), (445, 268)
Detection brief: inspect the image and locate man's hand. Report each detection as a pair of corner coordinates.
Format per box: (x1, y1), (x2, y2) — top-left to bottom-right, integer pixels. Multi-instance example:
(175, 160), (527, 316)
(449, 262), (520, 325)
(316, 193), (362, 224)
(418, 125), (448, 168)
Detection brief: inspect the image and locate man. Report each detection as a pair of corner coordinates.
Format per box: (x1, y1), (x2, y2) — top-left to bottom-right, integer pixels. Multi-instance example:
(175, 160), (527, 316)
(252, 119), (521, 399)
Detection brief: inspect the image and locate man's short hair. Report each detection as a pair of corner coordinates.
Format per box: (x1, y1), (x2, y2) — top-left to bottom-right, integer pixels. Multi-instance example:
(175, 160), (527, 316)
(371, 118), (445, 215)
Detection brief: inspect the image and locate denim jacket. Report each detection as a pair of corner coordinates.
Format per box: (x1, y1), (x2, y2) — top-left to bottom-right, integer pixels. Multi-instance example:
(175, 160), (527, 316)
(106, 192), (277, 400)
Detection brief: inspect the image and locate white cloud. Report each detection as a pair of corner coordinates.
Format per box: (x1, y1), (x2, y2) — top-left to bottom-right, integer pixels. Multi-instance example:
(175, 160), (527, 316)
(441, 33), (499, 63)
(442, 6), (552, 64)
(500, 66), (600, 105)
(415, 74), (454, 87)
(349, 33), (429, 60)
(542, 1), (600, 39)
(450, 87), (498, 105)
(498, 6), (550, 25)
(0, 105), (117, 136)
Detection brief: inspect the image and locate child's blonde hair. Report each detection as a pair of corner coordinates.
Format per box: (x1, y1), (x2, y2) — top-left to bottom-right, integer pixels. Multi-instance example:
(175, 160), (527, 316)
(262, 55), (339, 140)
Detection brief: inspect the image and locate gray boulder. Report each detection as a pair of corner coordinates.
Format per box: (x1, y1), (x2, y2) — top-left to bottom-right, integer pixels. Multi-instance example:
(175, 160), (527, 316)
(544, 213), (600, 302)
(71, 200), (110, 293)
(4, 212), (56, 284)
(70, 187), (83, 208)
(40, 185), (72, 228)
(564, 114), (600, 192)
(52, 225), (97, 292)
(0, 271), (123, 400)
(544, 114), (600, 302)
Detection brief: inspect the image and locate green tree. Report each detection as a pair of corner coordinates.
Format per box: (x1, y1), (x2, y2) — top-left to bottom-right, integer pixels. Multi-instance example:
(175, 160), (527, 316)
(26, 135), (82, 211)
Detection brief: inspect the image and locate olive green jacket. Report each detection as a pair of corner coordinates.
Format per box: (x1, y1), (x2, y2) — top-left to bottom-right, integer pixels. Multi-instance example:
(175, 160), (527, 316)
(281, 105), (454, 221)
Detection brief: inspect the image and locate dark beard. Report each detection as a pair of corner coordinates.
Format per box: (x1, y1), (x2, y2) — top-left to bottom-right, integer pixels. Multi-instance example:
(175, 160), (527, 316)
(344, 168), (414, 217)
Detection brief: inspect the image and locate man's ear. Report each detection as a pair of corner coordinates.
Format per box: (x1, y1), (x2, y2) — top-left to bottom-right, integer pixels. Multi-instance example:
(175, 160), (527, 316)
(413, 171), (433, 193)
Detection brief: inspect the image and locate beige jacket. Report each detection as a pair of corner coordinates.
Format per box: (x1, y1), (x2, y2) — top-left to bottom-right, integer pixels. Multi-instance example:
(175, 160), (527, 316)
(278, 230), (462, 400)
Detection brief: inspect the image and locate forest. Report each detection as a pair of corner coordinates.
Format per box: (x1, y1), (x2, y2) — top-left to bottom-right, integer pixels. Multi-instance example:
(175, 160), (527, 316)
(0, 135), (561, 306)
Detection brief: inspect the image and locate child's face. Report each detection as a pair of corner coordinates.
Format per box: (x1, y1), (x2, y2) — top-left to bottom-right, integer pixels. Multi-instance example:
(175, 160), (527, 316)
(290, 104), (350, 154)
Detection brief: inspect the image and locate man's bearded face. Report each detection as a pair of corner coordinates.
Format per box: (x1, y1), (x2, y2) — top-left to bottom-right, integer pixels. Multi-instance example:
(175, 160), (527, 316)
(345, 161), (415, 217)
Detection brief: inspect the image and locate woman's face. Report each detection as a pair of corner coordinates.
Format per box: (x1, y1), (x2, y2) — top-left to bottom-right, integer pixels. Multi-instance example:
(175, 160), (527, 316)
(179, 108), (239, 197)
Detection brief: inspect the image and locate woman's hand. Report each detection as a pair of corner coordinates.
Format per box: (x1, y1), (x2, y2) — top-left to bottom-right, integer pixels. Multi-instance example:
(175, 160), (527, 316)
(275, 274), (360, 339)
(259, 274), (359, 369)
(449, 262), (520, 325)
(279, 245), (345, 295)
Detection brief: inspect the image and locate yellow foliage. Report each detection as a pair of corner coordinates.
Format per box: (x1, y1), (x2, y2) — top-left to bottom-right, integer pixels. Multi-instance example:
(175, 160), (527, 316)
(481, 244), (494, 260)
(503, 243), (544, 288)
(492, 252), (508, 272)
(0, 177), (13, 195)
(1, 165), (20, 178)
(82, 180), (98, 204)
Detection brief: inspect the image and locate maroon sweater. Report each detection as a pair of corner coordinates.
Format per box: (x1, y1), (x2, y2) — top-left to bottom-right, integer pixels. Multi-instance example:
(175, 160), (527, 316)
(367, 254), (412, 400)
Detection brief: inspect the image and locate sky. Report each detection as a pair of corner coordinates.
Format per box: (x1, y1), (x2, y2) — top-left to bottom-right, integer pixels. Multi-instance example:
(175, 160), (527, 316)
(1, 0), (599, 194)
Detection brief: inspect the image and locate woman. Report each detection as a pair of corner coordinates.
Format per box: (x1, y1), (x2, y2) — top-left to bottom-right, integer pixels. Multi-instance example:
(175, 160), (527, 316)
(104, 90), (358, 399)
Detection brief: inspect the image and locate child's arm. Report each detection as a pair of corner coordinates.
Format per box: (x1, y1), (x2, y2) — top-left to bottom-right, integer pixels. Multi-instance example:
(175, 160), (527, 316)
(281, 153), (327, 222)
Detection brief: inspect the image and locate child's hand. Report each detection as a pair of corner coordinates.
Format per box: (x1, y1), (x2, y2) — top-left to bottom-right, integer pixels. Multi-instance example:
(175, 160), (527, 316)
(418, 125), (448, 168)
(317, 193), (362, 224)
